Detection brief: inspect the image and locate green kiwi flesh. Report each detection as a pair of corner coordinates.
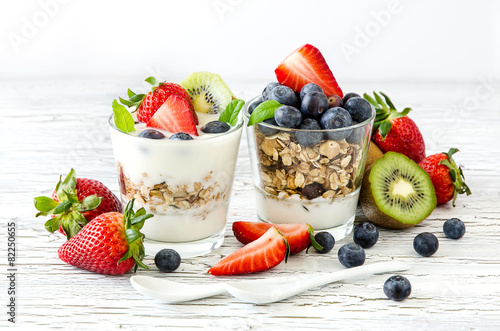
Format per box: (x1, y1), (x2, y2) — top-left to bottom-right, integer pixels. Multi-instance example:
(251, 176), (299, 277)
(360, 151), (437, 229)
(180, 71), (234, 114)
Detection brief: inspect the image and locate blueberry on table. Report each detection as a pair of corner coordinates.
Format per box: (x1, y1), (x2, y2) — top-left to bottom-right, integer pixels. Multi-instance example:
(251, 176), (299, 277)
(262, 82), (282, 101)
(300, 91), (330, 120)
(300, 83), (324, 99)
(384, 275), (411, 301)
(169, 132), (193, 140)
(268, 86), (297, 106)
(338, 243), (365, 268)
(342, 92), (360, 105)
(274, 105), (302, 128)
(258, 117), (280, 136)
(327, 94), (343, 108)
(413, 232), (439, 257)
(202, 121), (230, 134)
(294, 118), (323, 147)
(320, 107), (353, 140)
(138, 129), (165, 139)
(344, 97), (373, 123)
(353, 221), (379, 248)
(443, 218), (465, 239)
(248, 97), (263, 114)
(313, 232), (335, 254)
(154, 249), (181, 272)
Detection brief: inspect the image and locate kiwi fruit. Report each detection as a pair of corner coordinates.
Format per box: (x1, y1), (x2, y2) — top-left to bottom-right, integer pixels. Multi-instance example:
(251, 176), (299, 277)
(360, 151), (437, 229)
(180, 72), (235, 114)
(365, 142), (384, 169)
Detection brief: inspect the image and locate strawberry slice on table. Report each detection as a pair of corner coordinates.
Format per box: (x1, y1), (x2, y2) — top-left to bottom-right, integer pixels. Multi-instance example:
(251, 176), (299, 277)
(232, 222), (322, 254)
(58, 199), (153, 275)
(120, 77), (198, 125)
(147, 95), (198, 135)
(34, 169), (122, 240)
(208, 227), (289, 276)
(364, 91), (426, 163)
(275, 44), (343, 98)
(419, 148), (471, 206)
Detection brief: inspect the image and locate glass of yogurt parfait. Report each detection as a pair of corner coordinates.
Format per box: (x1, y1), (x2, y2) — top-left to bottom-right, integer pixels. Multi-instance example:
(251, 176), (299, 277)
(109, 72), (244, 257)
(244, 95), (375, 240)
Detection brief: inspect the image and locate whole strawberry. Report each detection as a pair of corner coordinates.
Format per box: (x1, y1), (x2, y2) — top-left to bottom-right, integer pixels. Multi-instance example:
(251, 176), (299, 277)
(58, 199), (153, 275)
(364, 92), (426, 163)
(419, 148), (471, 206)
(120, 76), (198, 124)
(34, 169), (122, 240)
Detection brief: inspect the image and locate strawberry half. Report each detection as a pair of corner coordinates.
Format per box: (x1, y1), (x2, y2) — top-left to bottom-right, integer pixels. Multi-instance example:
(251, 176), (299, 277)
(58, 199), (153, 275)
(208, 227), (289, 276)
(120, 77), (198, 125)
(232, 221), (321, 254)
(147, 95), (198, 135)
(275, 44), (343, 98)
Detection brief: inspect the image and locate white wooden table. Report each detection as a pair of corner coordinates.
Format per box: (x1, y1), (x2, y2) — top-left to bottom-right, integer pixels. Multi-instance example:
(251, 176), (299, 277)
(1, 79), (499, 330)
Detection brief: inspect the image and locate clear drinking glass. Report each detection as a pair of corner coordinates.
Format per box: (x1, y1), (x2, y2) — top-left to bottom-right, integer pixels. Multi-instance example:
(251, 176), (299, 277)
(244, 97), (375, 240)
(108, 115), (243, 257)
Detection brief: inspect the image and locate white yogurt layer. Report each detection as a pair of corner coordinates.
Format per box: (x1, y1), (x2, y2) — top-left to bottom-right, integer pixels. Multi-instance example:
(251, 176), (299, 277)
(255, 187), (360, 230)
(109, 113), (243, 242)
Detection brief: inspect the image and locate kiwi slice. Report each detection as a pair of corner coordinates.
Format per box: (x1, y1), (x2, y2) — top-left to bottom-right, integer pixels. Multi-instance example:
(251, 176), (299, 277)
(360, 152), (437, 229)
(180, 72), (235, 114)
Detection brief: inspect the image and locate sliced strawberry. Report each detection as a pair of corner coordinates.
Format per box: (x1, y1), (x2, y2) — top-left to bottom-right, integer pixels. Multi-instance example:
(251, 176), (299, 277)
(208, 227), (289, 276)
(275, 44), (343, 98)
(147, 95), (198, 136)
(232, 222), (320, 254)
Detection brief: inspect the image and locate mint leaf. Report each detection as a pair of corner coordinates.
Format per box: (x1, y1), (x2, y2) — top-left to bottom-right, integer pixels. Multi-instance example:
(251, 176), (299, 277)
(248, 100), (281, 126)
(219, 99), (245, 126)
(112, 99), (135, 133)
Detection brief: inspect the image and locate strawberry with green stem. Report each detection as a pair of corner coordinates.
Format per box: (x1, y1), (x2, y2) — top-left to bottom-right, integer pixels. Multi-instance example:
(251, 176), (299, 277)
(34, 169), (122, 240)
(58, 198), (153, 275)
(364, 92), (426, 163)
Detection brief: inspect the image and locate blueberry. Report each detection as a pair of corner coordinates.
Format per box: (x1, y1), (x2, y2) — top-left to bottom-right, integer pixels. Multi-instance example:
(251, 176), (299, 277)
(154, 249), (181, 272)
(258, 117), (279, 136)
(268, 86), (297, 106)
(248, 97), (263, 114)
(314, 232), (335, 254)
(353, 221), (379, 248)
(294, 118), (323, 147)
(138, 129), (165, 139)
(202, 120), (230, 134)
(344, 97), (373, 123)
(443, 218), (465, 239)
(300, 91), (330, 120)
(342, 92), (360, 105)
(320, 107), (353, 140)
(262, 82), (282, 101)
(274, 106), (302, 128)
(169, 132), (193, 140)
(327, 94), (343, 108)
(345, 123), (366, 144)
(338, 243), (365, 268)
(300, 83), (323, 99)
(384, 275), (411, 301)
(301, 183), (324, 200)
(413, 232), (439, 257)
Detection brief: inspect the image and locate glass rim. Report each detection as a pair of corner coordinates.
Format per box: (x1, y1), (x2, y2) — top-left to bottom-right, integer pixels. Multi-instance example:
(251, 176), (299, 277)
(243, 95), (375, 132)
(108, 111), (244, 141)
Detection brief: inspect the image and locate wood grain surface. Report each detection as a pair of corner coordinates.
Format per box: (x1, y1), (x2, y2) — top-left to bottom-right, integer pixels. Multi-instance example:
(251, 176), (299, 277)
(1, 79), (499, 330)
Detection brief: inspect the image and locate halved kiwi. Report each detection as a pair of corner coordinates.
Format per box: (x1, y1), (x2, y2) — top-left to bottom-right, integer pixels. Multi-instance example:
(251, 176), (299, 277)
(180, 72), (234, 114)
(360, 152), (437, 229)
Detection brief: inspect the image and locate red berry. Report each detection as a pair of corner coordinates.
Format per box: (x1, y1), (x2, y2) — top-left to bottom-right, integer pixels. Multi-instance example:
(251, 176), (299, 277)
(147, 95), (198, 135)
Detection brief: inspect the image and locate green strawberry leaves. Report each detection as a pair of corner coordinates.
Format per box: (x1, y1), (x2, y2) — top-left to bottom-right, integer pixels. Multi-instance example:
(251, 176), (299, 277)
(219, 99), (245, 126)
(248, 100), (282, 126)
(119, 199), (154, 271)
(363, 91), (412, 139)
(34, 169), (103, 240)
(112, 99), (135, 133)
(439, 148), (472, 207)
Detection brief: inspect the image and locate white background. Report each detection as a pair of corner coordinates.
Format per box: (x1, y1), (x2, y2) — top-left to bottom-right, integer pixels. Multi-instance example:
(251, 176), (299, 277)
(1, 0), (499, 84)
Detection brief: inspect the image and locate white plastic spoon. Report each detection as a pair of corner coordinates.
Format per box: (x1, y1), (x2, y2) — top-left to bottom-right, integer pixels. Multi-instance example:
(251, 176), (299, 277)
(224, 261), (410, 304)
